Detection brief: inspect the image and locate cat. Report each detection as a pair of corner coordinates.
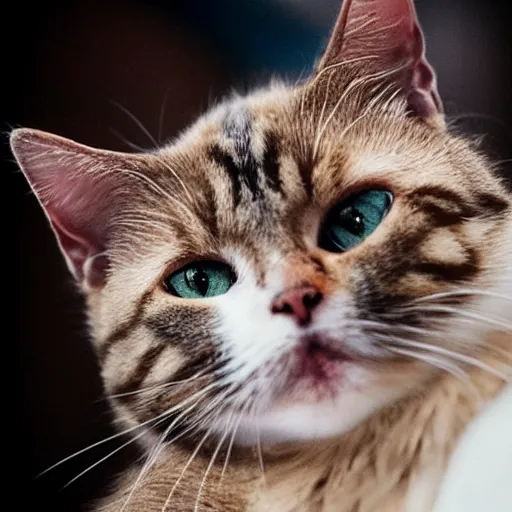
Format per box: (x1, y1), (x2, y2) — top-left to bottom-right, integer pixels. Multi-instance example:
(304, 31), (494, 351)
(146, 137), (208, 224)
(11, 0), (511, 510)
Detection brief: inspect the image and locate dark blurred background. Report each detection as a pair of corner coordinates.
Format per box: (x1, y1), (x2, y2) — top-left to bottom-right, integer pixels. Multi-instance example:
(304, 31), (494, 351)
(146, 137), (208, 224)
(2, 0), (510, 510)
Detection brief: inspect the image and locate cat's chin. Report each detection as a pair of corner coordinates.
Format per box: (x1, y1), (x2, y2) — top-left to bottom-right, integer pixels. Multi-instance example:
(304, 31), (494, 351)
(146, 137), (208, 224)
(214, 364), (406, 446)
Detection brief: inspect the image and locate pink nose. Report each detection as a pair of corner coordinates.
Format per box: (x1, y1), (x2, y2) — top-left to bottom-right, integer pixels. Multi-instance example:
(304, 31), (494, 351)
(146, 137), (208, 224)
(271, 285), (323, 326)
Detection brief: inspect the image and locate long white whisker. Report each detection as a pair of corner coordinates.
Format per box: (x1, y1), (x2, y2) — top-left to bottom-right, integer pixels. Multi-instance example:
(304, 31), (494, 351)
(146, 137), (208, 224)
(158, 88), (171, 144)
(40, 381), (220, 477)
(120, 378), (235, 511)
(218, 396), (253, 485)
(376, 334), (509, 381)
(119, 395), (215, 512)
(61, 429), (147, 489)
(161, 430), (210, 512)
(252, 397), (266, 482)
(109, 127), (147, 152)
(194, 417), (233, 511)
(159, 382), (240, 511)
(109, 370), (209, 400)
(385, 346), (473, 386)
(110, 100), (158, 148)
(39, 408), (176, 477)
(411, 289), (512, 304)
(397, 305), (512, 332)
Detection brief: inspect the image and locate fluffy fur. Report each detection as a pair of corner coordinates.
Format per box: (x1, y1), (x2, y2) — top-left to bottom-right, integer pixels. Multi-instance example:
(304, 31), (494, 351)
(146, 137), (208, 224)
(11, 0), (511, 510)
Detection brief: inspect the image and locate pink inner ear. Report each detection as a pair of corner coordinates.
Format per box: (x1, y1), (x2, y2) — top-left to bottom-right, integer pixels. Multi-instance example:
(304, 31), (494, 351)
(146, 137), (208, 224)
(47, 206), (108, 287)
(11, 129), (133, 289)
(36, 159), (118, 287)
(319, 0), (443, 118)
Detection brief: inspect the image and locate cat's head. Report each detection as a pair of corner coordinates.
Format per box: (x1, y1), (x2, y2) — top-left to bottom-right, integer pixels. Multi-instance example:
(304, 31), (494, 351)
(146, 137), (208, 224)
(12, 0), (511, 447)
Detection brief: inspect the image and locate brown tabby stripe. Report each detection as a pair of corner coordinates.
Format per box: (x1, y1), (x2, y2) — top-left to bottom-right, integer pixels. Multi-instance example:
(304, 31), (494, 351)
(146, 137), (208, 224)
(112, 341), (218, 404)
(113, 343), (167, 396)
(97, 291), (153, 363)
(476, 192), (510, 214)
(209, 145), (243, 206)
(413, 254), (478, 282)
(297, 148), (314, 198)
(411, 185), (508, 227)
(262, 133), (283, 194)
(196, 178), (219, 238)
(209, 131), (283, 206)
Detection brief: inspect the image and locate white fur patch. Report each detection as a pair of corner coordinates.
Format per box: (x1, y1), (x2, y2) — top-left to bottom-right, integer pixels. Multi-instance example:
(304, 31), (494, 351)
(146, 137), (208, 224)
(212, 249), (401, 444)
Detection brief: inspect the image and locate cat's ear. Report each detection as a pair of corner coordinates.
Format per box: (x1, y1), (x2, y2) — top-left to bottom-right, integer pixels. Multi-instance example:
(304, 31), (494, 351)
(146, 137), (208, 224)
(11, 128), (140, 290)
(318, 0), (442, 119)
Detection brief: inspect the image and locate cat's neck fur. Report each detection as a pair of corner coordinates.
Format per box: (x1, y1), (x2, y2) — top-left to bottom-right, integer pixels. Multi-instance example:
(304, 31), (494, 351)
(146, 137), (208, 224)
(96, 333), (510, 512)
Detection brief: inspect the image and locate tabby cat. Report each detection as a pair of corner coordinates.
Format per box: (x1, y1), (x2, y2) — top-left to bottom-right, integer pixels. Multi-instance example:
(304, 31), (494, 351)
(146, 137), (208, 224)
(11, 0), (511, 510)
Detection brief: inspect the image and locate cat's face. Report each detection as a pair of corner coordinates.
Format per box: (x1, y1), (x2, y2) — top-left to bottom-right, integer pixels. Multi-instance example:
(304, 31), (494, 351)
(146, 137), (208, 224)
(88, 83), (512, 446)
(12, 0), (511, 448)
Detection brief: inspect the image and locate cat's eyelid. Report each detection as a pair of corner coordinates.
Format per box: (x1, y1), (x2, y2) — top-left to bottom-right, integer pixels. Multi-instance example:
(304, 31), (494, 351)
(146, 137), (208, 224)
(323, 179), (395, 210)
(161, 253), (228, 277)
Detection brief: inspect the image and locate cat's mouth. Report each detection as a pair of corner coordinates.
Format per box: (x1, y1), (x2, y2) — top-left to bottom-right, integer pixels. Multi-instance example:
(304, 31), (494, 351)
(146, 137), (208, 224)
(222, 336), (373, 445)
(282, 335), (356, 400)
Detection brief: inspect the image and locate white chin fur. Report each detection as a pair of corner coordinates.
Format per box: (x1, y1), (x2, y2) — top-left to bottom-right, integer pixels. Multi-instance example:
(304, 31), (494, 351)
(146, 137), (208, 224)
(214, 367), (406, 446)
(234, 391), (386, 445)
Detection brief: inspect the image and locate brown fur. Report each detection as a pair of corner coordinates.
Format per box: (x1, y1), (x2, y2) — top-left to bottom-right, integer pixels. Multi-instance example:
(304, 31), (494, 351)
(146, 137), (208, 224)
(94, 334), (510, 511)
(10, 1), (512, 510)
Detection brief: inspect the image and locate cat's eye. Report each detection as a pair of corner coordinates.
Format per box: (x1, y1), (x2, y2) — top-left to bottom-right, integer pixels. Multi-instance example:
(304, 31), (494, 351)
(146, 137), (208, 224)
(163, 261), (236, 299)
(319, 190), (393, 252)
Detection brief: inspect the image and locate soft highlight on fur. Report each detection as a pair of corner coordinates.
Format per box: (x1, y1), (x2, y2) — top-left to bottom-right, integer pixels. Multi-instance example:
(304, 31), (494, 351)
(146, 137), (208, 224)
(11, 0), (511, 510)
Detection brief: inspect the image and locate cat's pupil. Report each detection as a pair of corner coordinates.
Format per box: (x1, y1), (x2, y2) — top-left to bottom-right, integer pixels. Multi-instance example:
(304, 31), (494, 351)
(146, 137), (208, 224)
(341, 207), (365, 236)
(185, 267), (209, 296)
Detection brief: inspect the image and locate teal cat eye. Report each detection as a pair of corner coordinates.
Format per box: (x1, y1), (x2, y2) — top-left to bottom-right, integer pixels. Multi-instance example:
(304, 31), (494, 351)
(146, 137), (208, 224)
(164, 261), (235, 298)
(320, 190), (393, 252)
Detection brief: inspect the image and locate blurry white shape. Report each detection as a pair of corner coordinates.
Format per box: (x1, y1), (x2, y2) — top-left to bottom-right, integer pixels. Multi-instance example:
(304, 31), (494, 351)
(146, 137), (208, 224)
(433, 383), (512, 512)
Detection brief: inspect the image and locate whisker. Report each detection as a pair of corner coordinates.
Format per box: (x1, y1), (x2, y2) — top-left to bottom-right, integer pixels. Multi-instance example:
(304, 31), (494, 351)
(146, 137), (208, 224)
(109, 370), (210, 400)
(61, 429), (148, 490)
(218, 395), (253, 485)
(119, 377), (236, 511)
(385, 346), (473, 386)
(157, 381), (240, 511)
(119, 394), (214, 512)
(109, 127), (147, 152)
(375, 333), (509, 381)
(40, 381), (220, 477)
(161, 429), (211, 511)
(158, 88), (171, 144)
(110, 100), (158, 148)
(411, 289), (512, 304)
(396, 305), (512, 332)
(194, 416), (233, 511)
(252, 397), (266, 482)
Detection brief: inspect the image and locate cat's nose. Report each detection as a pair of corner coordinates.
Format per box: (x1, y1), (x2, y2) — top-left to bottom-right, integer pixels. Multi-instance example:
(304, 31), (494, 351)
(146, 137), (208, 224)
(270, 285), (323, 326)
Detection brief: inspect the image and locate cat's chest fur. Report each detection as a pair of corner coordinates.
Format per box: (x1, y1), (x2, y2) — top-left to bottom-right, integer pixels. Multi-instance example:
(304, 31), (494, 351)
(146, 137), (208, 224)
(95, 348), (509, 512)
